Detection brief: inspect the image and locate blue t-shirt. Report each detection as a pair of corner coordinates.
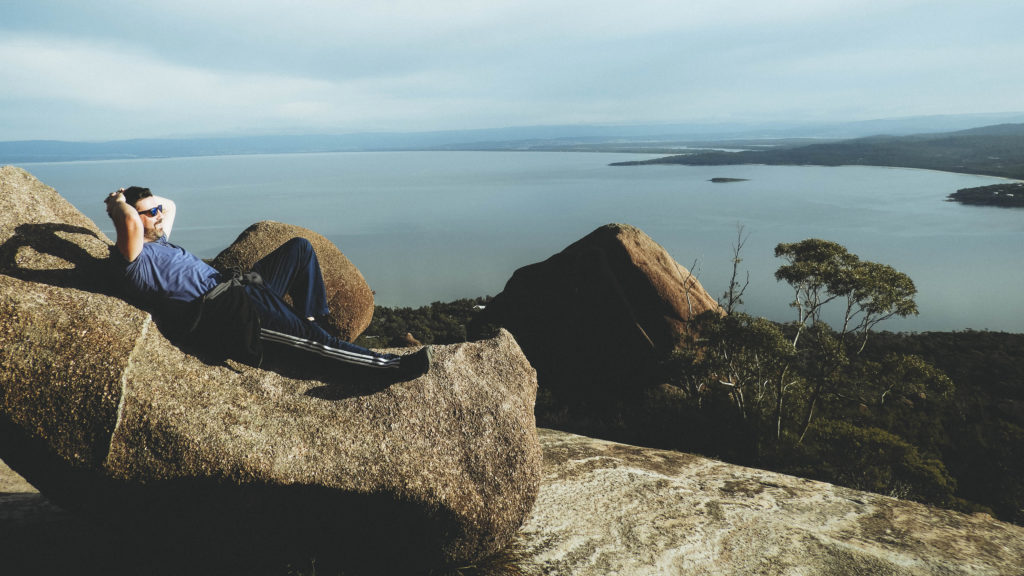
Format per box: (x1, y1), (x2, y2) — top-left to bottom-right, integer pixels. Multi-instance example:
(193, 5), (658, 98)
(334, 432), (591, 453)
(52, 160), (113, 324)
(122, 236), (222, 304)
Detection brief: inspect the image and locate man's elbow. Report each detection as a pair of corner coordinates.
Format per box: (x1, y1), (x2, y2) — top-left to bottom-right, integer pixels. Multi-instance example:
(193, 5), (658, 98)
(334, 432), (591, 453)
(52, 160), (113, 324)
(156, 197), (176, 215)
(117, 220), (144, 262)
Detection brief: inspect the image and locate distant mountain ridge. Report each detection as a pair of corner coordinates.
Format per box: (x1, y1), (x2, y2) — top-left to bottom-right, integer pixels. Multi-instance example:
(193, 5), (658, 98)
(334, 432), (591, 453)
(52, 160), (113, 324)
(3, 112), (1024, 164)
(611, 123), (1024, 180)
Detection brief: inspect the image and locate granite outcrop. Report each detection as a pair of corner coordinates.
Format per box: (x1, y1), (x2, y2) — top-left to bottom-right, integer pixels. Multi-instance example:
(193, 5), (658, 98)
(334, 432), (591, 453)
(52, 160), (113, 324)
(515, 428), (1024, 575)
(0, 165), (541, 572)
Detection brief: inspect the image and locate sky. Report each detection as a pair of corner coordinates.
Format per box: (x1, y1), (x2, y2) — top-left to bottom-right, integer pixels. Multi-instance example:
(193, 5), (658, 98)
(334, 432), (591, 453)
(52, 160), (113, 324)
(2, 0), (1023, 142)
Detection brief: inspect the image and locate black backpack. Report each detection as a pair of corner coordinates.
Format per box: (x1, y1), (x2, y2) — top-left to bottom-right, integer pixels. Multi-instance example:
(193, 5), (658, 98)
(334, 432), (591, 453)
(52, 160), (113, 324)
(186, 273), (263, 367)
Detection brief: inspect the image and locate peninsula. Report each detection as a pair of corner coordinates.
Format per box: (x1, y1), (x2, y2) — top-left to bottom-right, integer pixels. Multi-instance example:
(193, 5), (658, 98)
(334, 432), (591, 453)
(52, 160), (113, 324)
(945, 182), (1024, 207)
(611, 123), (1024, 185)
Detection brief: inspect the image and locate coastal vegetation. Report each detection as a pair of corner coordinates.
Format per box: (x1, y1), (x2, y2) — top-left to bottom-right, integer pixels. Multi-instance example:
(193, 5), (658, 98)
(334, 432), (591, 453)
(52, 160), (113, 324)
(358, 244), (1024, 526)
(355, 298), (491, 349)
(611, 123), (1024, 181)
(947, 182), (1024, 207)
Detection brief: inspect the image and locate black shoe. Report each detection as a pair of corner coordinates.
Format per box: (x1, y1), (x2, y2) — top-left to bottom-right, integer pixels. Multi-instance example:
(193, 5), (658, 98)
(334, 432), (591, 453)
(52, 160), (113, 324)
(400, 345), (432, 378)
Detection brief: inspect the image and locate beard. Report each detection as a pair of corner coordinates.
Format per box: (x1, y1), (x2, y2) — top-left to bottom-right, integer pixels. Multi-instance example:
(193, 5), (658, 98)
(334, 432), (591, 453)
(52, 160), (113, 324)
(143, 223), (164, 242)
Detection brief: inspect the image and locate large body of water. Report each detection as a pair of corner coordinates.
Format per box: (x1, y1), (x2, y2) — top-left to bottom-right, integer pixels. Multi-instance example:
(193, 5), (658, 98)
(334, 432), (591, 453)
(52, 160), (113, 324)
(18, 151), (1024, 333)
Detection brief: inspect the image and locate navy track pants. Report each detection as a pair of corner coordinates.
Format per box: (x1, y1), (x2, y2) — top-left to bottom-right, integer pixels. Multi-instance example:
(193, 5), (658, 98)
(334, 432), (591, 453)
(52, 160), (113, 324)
(244, 238), (400, 369)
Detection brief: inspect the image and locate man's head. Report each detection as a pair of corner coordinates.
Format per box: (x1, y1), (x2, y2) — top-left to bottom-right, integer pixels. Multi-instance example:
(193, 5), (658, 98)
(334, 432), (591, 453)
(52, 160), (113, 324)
(122, 186), (164, 242)
(121, 186), (152, 208)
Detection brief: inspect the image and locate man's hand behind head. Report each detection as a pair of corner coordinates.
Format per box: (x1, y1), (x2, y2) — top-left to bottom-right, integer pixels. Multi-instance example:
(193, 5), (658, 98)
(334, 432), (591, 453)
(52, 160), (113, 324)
(104, 189), (128, 217)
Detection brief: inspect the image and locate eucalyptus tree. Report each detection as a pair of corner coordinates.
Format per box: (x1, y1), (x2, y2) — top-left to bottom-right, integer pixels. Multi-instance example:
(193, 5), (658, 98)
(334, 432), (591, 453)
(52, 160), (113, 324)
(773, 238), (919, 442)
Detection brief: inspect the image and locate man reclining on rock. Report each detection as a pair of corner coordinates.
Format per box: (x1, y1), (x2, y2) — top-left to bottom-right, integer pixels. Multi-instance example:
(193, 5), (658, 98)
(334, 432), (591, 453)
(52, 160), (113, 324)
(104, 186), (430, 377)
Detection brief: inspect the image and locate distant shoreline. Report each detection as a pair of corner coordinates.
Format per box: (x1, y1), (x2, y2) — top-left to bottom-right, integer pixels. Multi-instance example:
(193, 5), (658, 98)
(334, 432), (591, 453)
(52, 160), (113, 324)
(609, 123), (1024, 182)
(7, 148), (1021, 186)
(611, 156), (1024, 183)
(6, 121), (1024, 175)
(612, 156), (1024, 187)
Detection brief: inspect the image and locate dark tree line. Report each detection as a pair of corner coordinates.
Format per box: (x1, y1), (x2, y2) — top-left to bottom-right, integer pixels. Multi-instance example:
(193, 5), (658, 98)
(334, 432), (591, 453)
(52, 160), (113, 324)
(356, 297), (492, 348)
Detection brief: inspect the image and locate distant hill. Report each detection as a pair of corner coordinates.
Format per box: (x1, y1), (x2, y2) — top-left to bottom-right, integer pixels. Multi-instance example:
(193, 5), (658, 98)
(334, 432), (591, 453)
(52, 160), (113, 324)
(4, 113), (1024, 164)
(611, 123), (1024, 180)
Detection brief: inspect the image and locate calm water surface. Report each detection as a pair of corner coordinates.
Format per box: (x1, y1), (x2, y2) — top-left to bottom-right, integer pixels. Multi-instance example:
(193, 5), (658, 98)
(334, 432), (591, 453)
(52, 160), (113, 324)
(19, 152), (1024, 333)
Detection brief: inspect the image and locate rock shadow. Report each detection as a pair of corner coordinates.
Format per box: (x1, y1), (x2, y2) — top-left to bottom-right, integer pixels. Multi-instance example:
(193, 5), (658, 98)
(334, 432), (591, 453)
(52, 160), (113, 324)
(258, 344), (414, 400)
(0, 475), (468, 576)
(0, 222), (117, 295)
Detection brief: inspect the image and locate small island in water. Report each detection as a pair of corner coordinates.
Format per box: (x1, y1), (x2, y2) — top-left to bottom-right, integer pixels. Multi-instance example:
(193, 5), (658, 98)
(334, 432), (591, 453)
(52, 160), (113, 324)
(947, 182), (1024, 208)
(710, 177), (749, 183)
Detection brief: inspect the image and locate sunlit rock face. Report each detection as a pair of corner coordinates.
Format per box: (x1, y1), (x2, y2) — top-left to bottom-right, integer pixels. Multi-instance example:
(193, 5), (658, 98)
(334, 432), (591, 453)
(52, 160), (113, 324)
(519, 428), (1024, 576)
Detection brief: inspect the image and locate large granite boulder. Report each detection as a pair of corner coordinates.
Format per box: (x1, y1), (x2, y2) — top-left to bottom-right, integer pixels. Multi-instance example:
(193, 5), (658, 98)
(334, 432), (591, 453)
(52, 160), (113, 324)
(473, 223), (721, 401)
(210, 220), (375, 341)
(0, 166), (541, 572)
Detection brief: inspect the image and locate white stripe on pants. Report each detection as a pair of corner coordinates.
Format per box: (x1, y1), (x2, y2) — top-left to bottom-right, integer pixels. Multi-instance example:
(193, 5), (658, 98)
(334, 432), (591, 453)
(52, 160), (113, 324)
(260, 328), (401, 368)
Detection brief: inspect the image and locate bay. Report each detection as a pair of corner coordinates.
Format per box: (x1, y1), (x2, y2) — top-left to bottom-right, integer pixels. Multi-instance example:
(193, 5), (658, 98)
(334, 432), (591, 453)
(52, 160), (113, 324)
(18, 151), (1024, 333)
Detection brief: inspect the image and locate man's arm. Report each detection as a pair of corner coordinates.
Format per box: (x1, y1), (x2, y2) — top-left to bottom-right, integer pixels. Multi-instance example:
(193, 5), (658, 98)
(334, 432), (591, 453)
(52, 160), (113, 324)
(153, 196), (177, 239)
(105, 190), (144, 262)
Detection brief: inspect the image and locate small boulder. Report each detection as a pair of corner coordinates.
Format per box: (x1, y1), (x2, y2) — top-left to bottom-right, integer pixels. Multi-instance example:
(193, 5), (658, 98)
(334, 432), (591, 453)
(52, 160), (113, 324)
(401, 331), (423, 347)
(211, 221), (374, 341)
(473, 223), (721, 401)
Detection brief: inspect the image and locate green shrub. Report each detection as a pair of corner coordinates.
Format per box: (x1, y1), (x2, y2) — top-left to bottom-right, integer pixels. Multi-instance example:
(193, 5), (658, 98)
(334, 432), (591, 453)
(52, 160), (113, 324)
(789, 419), (957, 505)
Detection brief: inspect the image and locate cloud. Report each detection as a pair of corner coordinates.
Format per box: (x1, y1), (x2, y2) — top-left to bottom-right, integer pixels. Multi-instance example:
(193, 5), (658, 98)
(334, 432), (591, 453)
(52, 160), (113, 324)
(0, 33), (454, 136)
(2, 0), (1023, 140)
(0, 35), (252, 110)
(149, 0), (926, 44)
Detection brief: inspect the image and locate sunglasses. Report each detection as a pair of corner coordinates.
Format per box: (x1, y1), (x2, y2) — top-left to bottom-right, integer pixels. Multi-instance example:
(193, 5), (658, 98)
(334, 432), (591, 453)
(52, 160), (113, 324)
(137, 204), (164, 217)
